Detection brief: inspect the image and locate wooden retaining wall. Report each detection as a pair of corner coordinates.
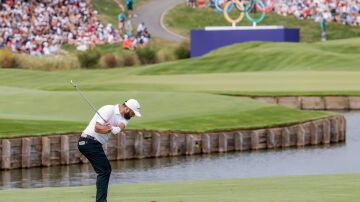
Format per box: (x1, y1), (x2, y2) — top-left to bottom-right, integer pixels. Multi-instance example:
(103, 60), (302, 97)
(0, 115), (345, 170)
(251, 95), (360, 110)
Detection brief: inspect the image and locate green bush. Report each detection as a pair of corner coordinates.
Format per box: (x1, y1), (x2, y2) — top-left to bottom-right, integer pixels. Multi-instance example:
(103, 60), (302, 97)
(174, 41), (190, 59)
(77, 49), (101, 68)
(135, 46), (157, 65)
(0, 48), (18, 68)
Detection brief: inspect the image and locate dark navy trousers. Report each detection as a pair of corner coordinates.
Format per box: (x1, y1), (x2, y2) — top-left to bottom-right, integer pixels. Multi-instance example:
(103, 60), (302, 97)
(78, 136), (111, 202)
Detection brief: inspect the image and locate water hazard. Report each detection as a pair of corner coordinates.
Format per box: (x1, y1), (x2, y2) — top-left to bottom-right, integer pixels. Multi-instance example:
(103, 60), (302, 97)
(1, 111), (359, 190)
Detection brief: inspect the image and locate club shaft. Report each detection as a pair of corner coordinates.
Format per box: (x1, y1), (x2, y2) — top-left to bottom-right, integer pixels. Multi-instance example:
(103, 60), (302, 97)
(74, 86), (107, 123)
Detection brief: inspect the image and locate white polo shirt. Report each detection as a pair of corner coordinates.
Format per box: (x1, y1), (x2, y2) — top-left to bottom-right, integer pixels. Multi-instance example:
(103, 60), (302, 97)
(83, 104), (128, 144)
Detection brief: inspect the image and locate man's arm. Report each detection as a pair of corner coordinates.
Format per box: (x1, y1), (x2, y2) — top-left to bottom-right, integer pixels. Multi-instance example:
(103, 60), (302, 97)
(93, 105), (113, 134)
(94, 122), (112, 134)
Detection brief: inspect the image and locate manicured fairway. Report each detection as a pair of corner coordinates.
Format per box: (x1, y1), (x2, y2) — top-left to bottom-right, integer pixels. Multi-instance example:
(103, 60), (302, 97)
(1, 174), (359, 202)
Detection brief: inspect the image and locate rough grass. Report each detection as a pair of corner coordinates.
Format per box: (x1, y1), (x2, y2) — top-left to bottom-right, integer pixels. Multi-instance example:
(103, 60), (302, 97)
(16, 54), (80, 70)
(1, 174), (360, 202)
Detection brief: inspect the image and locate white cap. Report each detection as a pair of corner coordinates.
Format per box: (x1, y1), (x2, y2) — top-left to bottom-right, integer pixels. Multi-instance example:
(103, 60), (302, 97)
(125, 99), (141, 117)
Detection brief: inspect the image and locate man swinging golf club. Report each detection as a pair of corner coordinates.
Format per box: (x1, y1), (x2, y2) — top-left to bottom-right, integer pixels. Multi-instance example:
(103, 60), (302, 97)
(77, 99), (141, 202)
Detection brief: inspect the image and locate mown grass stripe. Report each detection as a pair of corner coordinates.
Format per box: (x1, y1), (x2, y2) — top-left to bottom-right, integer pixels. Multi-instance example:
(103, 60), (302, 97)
(1, 174), (359, 202)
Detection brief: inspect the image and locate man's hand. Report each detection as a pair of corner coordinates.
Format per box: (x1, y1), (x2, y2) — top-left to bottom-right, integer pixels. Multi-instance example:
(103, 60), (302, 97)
(111, 126), (121, 135)
(95, 122), (112, 134)
(105, 122), (112, 128)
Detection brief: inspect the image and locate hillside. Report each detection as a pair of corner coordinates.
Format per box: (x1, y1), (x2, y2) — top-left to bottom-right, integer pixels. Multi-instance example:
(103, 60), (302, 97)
(165, 4), (360, 42)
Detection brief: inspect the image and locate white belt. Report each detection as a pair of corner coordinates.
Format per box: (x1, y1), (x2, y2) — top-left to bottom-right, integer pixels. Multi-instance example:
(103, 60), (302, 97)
(81, 133), (98, 141)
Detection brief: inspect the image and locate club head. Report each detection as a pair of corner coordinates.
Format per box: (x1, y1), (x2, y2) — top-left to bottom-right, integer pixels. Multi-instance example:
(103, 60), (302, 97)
(70, 80), (77, 88)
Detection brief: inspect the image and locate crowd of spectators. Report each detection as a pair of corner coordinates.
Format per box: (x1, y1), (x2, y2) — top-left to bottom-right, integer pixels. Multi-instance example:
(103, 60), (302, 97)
(121, 21), (151, 50)
(274, 0), (360, 26)
(0, 0), (152, 56)
(0, 0), (122, 55)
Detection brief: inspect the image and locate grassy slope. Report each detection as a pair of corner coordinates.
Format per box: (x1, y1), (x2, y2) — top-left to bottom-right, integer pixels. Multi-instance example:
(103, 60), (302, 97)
(1, 174), (360, 201)
(2, 69), (360, 95)
(0, 84), (333, 137)
(165, 4), (360, 42)
(134, 38), (360, 74)
(1, 38), (360, 94)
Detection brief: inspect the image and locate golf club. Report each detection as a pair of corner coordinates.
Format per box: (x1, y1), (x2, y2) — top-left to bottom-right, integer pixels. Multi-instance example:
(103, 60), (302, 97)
(70, 80), (107, 123)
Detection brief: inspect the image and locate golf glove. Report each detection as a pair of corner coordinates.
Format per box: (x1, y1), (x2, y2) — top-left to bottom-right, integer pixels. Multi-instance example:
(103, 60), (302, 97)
(111, 126), (121, 135)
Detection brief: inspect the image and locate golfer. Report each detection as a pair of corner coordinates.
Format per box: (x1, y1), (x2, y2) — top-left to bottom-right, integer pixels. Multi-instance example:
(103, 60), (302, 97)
(77, 99), (141, 202)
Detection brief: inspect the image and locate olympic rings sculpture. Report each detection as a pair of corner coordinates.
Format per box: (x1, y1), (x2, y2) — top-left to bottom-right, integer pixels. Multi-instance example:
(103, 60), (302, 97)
(214, 0), (274, 24)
